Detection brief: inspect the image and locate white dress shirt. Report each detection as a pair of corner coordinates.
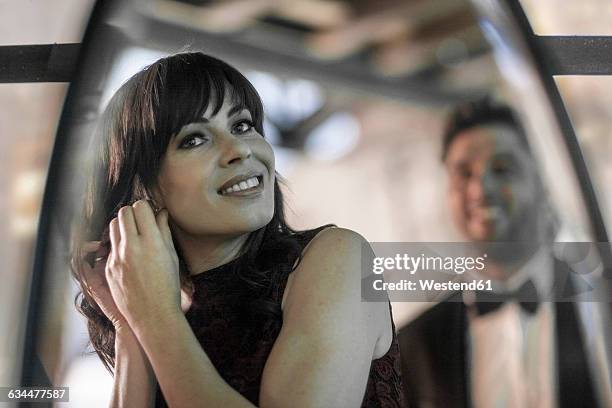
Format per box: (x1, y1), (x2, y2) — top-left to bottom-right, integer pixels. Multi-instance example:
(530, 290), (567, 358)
(464, 249), (557, 408)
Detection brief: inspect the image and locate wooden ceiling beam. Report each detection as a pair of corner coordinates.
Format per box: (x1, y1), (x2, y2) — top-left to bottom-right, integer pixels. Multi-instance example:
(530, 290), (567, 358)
(373, 25), (483, 76)
(272, 0), (351, 29)
(152, 0), (278, 32)
(305, 0), (468, 59)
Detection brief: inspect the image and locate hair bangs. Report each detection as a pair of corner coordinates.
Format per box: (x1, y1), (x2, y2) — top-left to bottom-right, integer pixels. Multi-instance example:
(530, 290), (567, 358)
(156, 53), (265, 144)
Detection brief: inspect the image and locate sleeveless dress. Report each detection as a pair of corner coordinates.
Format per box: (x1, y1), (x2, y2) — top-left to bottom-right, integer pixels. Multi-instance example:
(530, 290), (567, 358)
(155, 235), (406, 407)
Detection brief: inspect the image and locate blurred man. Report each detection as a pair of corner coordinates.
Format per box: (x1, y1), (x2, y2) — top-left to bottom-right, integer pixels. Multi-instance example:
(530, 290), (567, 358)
(398, 99), (598, 408)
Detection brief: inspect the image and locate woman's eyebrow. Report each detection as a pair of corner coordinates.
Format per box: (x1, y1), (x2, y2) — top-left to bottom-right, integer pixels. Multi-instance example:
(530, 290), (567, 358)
(228, 105), (249, 118)
(193, 107), (249, 122)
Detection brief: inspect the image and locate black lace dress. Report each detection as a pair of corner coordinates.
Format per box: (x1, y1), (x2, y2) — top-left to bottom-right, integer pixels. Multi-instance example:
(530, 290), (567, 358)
(154, 236), (405, 407)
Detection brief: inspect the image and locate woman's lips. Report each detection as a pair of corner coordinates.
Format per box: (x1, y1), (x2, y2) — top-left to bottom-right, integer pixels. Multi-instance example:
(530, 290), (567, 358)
(218, 175), (264, 197)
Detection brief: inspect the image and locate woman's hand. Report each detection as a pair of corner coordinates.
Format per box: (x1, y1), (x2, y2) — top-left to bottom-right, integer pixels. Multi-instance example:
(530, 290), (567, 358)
(80, 241), (130, 332)
(105, 200), (185, 332)
(80, 238), (192, 334)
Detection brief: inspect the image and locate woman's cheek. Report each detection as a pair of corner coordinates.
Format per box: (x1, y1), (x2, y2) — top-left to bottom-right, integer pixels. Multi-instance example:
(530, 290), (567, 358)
(255, 138), (276, 170)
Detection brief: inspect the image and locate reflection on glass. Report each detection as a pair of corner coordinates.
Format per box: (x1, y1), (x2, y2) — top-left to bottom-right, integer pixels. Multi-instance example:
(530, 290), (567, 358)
(15, 0), (608, 407)
(399, 97), (603, 407)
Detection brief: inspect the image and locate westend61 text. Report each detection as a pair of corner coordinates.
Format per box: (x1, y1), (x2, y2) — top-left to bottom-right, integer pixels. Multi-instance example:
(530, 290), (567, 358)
(373, 279), (493, 292)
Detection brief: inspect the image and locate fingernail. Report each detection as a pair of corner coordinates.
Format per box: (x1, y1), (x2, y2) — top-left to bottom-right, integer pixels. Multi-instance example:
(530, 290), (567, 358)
(84, 241), (101, 249)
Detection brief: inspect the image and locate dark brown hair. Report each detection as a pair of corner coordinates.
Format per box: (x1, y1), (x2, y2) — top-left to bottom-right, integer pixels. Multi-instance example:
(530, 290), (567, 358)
(71, 52), (328, 373)
(441, 97), (530, 161)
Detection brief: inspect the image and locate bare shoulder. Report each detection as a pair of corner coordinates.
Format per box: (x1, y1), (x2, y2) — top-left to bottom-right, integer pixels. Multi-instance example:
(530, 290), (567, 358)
(304, 227), (370, 262)
(293, 227), (371, 285)
(282, 228), (364, 307)
(282, 227), (391, 356)
(282, 227), (365, 308)
(261, 230), (392, 406)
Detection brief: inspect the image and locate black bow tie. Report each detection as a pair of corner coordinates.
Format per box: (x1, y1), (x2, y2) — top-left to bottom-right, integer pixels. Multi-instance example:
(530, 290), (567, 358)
(473, 279), (539, 315)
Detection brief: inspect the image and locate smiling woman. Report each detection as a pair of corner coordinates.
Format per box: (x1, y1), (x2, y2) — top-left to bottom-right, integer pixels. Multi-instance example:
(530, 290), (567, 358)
(157, 94), (276, 269)
(70, 52), (405, 407)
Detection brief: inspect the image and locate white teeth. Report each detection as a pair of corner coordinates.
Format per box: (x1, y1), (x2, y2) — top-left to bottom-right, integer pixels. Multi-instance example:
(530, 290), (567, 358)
(222, 176), (260, 195)
(472, 206), (502, 220)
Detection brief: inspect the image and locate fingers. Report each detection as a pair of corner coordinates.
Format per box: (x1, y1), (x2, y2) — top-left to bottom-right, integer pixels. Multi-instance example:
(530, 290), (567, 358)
(107, 200), (169, 260)
(111, 200), (165, 243)
(132, 200), (158, 238)
(118, 206), (139, 237)
(83, 241), (101, 253)
(94, 243), (110, 261)
(80, 240), (108, 269)
(80, 253), (106, 297)
(156, 209), (175, 249)
(81, 259), (100, 285)
(109, 218), (121, 253)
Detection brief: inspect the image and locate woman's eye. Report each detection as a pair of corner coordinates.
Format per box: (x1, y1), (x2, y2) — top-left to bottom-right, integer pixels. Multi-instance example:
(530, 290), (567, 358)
(179, 134), (208, 149)
(232, 120), (254, 135)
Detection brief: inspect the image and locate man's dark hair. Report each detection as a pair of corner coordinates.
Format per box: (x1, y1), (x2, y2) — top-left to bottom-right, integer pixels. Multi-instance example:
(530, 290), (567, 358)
(441, 97), (530, 161)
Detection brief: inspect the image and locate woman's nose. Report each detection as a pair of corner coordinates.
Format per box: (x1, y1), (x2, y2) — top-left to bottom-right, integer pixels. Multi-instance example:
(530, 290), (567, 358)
(218, 132), (252, 167)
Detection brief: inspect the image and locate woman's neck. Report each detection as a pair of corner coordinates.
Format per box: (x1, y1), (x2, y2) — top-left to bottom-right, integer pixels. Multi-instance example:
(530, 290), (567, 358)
(172, 229), (250, 275)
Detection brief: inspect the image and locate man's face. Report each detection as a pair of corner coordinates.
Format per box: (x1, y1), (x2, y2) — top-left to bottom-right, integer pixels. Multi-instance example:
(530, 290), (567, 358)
(445, 123), (543, 243)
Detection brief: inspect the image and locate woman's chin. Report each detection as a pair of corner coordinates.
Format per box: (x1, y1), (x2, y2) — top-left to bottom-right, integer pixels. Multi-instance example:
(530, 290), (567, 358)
(169, 216), (271, 239)
(228, 211), (274, 234)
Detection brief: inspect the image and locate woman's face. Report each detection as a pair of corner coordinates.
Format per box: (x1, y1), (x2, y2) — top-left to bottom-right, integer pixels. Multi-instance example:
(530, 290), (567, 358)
(155, 93), (275, 240)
